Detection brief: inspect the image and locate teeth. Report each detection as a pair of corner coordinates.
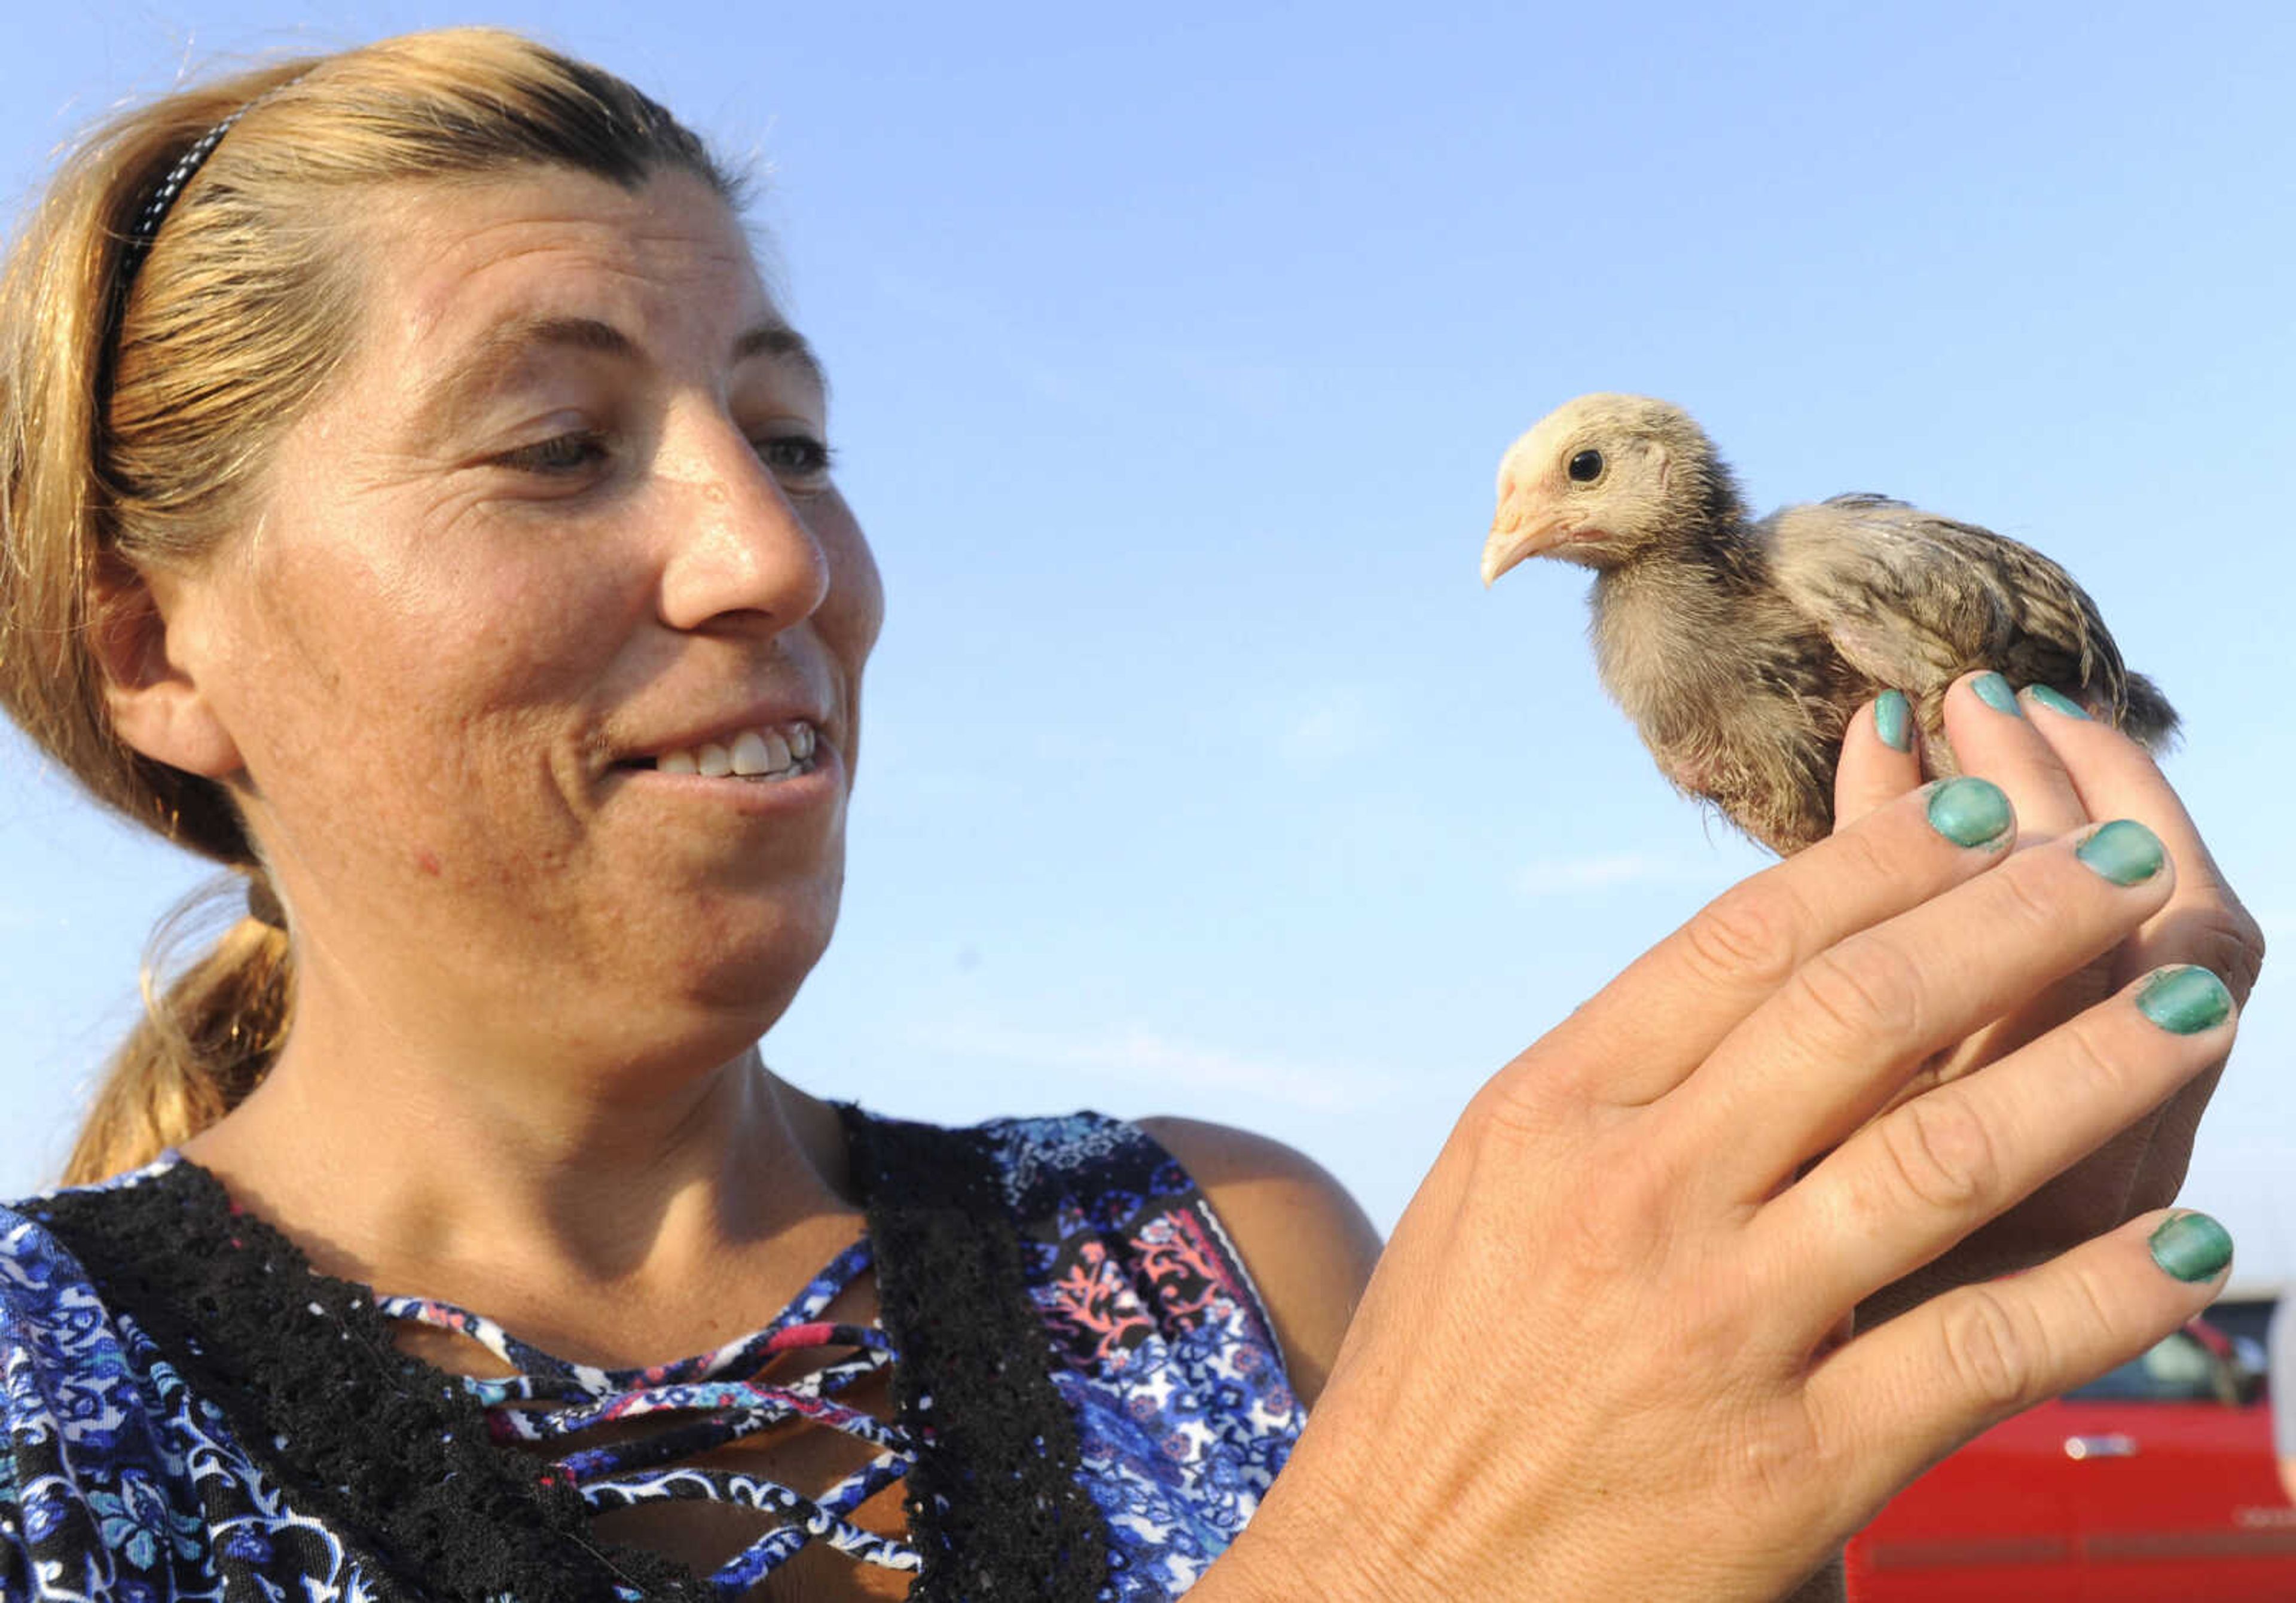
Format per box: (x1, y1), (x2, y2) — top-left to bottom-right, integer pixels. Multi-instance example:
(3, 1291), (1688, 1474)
(649, 721), (820, 781)
(728, 730), (774, 775)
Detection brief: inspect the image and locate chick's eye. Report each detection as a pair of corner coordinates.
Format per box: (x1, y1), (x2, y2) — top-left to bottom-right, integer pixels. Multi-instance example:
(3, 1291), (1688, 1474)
(1568, 448), (1605, 483)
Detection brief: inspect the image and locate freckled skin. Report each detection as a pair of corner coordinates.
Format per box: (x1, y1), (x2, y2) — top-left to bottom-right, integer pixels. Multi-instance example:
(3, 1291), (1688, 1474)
(149, 169), (885, 1099)
(98, 163), (1375, 1596)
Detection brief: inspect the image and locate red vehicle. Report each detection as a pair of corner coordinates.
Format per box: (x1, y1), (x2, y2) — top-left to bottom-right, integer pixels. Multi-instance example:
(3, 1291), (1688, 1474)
(1847, 1315), (2296, 1599)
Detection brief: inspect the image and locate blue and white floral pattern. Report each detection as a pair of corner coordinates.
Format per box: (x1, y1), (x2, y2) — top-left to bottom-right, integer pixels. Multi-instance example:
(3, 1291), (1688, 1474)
(0, 1115), (1302, 1599)
(984, 1116), (1303, 1601)
(0, 1163), (383, 1601)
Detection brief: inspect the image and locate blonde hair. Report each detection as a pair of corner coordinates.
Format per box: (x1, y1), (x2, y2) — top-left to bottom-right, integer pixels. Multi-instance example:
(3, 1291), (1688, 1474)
(0, 28), (735, 1183)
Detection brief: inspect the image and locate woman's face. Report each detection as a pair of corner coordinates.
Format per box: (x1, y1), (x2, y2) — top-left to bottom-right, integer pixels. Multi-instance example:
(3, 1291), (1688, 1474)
(159, 166), (884, 1075)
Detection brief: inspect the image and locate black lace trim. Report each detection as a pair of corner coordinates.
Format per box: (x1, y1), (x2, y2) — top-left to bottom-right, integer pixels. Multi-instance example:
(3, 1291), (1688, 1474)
(30, 1113), (1116, 1602)
(30, 1166), (715, 1603)
(838, 1107), (1110, 1602)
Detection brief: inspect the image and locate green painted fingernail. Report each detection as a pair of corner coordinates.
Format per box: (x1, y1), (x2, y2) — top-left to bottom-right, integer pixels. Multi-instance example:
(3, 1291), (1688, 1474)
(2026, 685), (2092, 720)
(2149, 1211), (2233, 1283)
(1971, 672), (2022, 715)
(2077, 819), (2164, 886)
(1874, 689), (1913, 752)
(1926, 776), (2014, 848)
(2135, 965), (2232, 1034)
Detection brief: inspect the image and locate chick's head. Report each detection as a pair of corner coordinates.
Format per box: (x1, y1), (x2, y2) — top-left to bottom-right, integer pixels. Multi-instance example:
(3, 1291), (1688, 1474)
(1482, 393), (1723, 581)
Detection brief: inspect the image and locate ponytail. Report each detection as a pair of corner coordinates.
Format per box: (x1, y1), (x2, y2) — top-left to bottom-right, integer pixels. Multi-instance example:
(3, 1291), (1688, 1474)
(62, 886), (294, 1184)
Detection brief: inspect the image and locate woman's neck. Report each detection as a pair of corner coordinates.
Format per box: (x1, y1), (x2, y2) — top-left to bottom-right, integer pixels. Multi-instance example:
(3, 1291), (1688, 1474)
(179, 1027), (861, 1364)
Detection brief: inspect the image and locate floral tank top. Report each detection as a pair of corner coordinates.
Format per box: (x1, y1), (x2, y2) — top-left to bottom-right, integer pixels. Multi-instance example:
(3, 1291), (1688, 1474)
(0, 1109), (1303, 1601)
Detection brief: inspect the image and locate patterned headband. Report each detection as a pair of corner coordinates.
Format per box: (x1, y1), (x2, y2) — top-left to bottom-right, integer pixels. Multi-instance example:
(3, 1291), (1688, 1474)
(112, 75), (307, 306)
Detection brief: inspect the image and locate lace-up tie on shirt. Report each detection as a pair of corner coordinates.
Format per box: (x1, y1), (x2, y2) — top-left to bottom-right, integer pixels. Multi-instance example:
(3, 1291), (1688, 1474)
(4, 1113), (1300, 1602)
(377, 1236), (919, 1596)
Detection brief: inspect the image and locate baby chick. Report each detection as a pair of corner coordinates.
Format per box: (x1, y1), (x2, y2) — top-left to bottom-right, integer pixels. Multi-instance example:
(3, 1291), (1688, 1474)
(1482, 393), (2176, 854)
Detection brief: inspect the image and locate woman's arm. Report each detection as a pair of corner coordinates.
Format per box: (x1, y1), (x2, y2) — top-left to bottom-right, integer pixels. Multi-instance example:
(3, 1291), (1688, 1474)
(1155, 1119), (1873, 1598)
(1186, 674), (2257, 1602)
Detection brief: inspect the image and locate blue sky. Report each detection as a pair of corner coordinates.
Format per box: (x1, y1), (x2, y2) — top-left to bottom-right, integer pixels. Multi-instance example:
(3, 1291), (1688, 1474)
(4, 1), (2291, 1284)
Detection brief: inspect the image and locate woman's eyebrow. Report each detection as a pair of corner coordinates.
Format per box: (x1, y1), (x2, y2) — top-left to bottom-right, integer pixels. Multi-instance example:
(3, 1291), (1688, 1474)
(408, 316), (829, 446)
(734, 322), (830, 403)
(407, 315), (639, 445)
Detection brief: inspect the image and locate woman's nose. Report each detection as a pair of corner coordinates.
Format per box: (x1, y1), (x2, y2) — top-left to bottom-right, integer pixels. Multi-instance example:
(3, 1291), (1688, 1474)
(654, 419), (832, 634)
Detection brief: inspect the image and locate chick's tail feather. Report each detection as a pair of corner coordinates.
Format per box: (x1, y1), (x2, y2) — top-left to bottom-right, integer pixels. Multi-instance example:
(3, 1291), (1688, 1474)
(2118, 672), (2181, 753)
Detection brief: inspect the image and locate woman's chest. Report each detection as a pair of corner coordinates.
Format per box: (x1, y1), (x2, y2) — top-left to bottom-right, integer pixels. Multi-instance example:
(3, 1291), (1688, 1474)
(584, 1365), (918, 1602)
(401, 1262), (923, 1600)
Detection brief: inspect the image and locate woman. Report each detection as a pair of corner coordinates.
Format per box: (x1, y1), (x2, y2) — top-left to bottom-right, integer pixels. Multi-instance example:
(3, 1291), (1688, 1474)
(0, 28), (2261, 1602)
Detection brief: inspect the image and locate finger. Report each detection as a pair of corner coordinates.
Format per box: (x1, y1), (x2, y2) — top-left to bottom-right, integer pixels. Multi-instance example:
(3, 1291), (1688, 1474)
(2019, 703), (2266, 1217)
(1675, 817), (2180, 1201)
(1834, 690), (1922, 828)
(2021, 704), (2266, 1003)
(1903, 672), (2124, 1086)
(1755, 961), (2234, 1317)
(1803, 1205), (2233, 1532)
(1532, 776), (2019, 1107)
(1939, 672), (2091, 844)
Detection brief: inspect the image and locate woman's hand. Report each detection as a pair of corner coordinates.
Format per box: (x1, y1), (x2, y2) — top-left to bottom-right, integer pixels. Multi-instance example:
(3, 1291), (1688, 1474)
(1202, 671), (2249, 1602)
(1832, 674), (2264, 1324)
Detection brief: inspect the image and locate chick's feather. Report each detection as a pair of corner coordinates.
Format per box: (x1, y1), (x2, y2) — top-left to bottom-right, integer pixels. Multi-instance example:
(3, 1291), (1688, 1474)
(1761, 494), (2176, 750)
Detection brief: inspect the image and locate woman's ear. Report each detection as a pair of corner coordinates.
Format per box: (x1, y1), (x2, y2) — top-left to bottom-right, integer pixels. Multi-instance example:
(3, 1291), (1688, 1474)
(93, 563), (245, 779)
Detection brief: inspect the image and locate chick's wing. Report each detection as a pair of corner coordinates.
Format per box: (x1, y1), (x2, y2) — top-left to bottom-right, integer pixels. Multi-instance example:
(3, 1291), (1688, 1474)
(1755, 493), (2127, 710)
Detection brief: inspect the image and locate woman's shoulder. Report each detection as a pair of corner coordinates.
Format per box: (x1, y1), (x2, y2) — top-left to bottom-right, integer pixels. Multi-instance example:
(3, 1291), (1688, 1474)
(1132, 1117), (1383, 1409)
(0, 1173), (173, 1495)
(0, 1162), (197, 1398)
(0, 1192), (93, 1330)
(2, 1152), (188, 1259)
(0, 1160), (166, 1293)
(957, 1109), (1382, 1408)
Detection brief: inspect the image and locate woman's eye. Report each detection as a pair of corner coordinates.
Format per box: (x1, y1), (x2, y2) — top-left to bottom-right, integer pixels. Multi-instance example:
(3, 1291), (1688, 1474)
(496, 432), (609, 475)
(757, 434), (835, 480)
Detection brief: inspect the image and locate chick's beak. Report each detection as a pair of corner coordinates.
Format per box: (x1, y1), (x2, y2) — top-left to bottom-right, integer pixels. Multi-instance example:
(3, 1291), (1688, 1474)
(1481, 488), (1574, 587)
